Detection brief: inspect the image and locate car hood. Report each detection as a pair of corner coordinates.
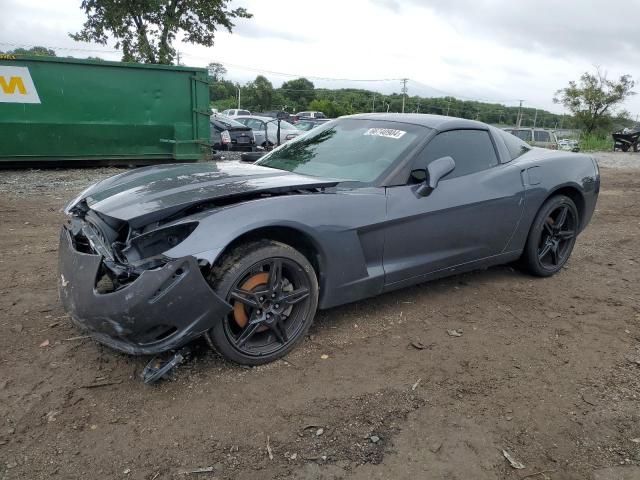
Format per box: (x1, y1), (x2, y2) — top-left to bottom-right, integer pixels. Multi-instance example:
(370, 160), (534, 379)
(78, 162), (338, 227)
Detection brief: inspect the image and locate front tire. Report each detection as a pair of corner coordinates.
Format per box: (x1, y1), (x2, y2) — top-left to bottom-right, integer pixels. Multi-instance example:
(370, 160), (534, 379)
(521, 195), (579, 277)
(206, 240), (319, 365)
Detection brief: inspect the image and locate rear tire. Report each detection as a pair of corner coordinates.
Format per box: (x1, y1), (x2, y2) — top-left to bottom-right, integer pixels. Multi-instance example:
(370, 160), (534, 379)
(521, 195), (579, 277)
(206, 240), (319, 365)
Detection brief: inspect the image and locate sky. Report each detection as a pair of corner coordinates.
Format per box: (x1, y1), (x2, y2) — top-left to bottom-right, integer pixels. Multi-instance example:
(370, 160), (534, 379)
(2, 0), (640, 116)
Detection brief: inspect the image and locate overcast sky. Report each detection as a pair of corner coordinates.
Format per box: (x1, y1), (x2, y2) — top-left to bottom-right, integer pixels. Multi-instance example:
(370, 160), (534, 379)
(2, 0), (640, 115)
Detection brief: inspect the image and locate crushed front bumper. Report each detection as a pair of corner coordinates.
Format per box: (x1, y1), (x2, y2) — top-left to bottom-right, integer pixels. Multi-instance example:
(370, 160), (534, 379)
(58, 227), (231, 355)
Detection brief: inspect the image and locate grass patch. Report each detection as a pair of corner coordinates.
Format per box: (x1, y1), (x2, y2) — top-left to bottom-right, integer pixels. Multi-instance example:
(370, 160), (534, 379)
(580, 133), (613, 152)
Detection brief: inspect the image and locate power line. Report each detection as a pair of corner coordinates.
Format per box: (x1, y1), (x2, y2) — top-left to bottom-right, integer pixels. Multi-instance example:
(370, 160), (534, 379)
(7, 41), (627, 119)
(200, 57), (405, 83)
(0, 41), (119, 54)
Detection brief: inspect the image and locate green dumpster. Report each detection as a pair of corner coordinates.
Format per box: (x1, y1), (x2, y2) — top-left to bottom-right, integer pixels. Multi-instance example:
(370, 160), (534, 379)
(0, 55), (211, 166)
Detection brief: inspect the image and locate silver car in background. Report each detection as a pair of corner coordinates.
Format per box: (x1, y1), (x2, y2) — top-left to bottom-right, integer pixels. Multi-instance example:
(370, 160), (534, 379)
(222, 109), (252, 117)
(503, 128), (559, 150)
(234, 115), (301, 147)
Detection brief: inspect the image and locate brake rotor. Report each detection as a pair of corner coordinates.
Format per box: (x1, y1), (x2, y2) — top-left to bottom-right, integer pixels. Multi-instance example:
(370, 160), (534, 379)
(233, 272), (269, 328)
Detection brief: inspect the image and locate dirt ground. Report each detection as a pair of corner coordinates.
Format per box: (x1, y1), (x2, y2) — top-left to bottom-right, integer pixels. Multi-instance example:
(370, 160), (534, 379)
(1, 153), (639, 480)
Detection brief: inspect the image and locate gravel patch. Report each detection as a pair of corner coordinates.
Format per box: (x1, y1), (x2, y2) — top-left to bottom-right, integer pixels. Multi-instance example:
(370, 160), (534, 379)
(0, 150), (635, 199)
(0, 153), (247, 198)
(592, 151), (640, 169)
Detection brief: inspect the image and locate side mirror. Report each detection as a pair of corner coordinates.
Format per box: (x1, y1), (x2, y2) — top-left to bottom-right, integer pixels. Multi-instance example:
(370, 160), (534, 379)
(415, 156), (455, 197)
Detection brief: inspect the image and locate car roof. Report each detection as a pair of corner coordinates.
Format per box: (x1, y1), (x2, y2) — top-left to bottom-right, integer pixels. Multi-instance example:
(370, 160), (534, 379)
(236, 115), (270, 121)
(237, 115), (294, 123)
(343, 113), (489, 131)
(505, 127), (554, 132)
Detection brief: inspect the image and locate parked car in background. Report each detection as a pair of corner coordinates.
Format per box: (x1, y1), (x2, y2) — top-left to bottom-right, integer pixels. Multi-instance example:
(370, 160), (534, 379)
(235, 115), (301, 146)
(210, 114), (256, 152)
(258, 111), (295, 122)
(558, 138), (580, 152)
(504, 128), (558, 149)
(295, 118), (332, 131)
(222, 109), (252, 117)
(293, 111), (326, 122)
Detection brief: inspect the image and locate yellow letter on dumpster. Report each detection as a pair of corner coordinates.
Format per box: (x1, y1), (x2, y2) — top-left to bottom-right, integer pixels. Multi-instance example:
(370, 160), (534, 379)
(0, 76), (27, 95)
(0, 66), (41, 103)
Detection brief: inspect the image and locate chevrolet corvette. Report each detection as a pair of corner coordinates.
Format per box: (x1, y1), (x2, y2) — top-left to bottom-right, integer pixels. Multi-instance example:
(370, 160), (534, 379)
(59, 114), (600, 365)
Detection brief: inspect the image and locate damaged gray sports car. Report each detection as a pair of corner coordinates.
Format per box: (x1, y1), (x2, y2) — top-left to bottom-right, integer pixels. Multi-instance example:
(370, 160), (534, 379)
(59, 114), (600, 366)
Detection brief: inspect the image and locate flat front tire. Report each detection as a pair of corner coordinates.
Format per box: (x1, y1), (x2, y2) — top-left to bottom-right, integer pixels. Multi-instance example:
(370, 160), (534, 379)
(206, 240), (319, 365)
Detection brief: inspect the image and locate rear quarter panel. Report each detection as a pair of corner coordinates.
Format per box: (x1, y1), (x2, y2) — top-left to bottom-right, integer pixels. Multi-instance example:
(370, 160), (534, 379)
(504, 148), (599, 252)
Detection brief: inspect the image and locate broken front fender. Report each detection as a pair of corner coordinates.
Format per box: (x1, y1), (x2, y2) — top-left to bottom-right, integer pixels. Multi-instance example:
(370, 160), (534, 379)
(58, 227), (231, 355)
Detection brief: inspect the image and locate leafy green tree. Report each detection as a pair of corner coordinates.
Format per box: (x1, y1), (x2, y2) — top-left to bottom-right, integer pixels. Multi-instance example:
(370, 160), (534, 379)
(5, 46), (56, 56)
(253, 75), (274, 111)
(71, 0), (252, 64)
(309, 99), (345, 118)
(208, 62), (227, 81)
(554, 69), (635, 134)
(280, 78), (315, 111)
(210, 79), (237, 105)
(243, 75), (274, 111)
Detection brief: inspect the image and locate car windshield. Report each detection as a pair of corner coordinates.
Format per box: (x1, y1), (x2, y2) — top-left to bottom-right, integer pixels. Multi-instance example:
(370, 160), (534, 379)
(256, 119), (426, 182)
(295, 122), (315, 131)
(511, 129), (532, 141)
(213, 115), (246, 128)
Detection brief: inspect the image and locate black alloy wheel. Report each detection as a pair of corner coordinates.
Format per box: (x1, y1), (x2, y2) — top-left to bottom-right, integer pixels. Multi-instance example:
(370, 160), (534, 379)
(522, 195), (579, 277)
(206, 240), (319, 365)
(537, 204), (576, 269)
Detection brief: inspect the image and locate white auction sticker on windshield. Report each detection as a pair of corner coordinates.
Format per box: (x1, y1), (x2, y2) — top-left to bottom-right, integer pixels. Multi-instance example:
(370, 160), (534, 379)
(364, 128), (406, 139)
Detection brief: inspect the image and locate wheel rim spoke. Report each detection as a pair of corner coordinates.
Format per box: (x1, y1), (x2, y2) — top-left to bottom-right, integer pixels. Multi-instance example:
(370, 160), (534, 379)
(280, 287), (310, 305)
(550, 244), (560, 265)
(268, 259), (282, 295)
(558, 230), (575, 240)
(538, 242), (552, 260)
(543, 220), (554, 235)
(269, 317), (289, 344)
(235, 321), (261, 348)
(230, 288), (261, 308)
(555, 206), (569, 230)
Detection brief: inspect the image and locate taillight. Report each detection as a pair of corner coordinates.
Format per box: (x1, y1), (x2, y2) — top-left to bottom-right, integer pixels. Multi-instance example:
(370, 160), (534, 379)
(221, 130), (231, 144)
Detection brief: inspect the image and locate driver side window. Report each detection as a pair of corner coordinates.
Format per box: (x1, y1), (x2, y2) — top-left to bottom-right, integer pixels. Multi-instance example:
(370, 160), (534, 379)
(411, 129), (499, 183)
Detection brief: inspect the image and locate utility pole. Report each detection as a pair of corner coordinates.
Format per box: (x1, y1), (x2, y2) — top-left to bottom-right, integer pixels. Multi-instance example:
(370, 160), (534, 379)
(516, 99), (524, 128)
(237, 86), (241, 109)
(416, 100), (421, 113)
(401, 78), (408, 114)
(533, 109), (538, 128)
(176, 51), (181, 66)
(372, 93), (376, 113)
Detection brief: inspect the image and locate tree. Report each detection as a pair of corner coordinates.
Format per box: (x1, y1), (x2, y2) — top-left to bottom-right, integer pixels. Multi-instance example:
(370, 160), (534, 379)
(554, 69), (635, 134)
(71, 0), (252, 64)
(5, 46), (56, 56)
(280, 77), (315, 111)
(309, 99), (346, 118)
(207, 62), (227, 81)
(244, 75), (274, 111)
